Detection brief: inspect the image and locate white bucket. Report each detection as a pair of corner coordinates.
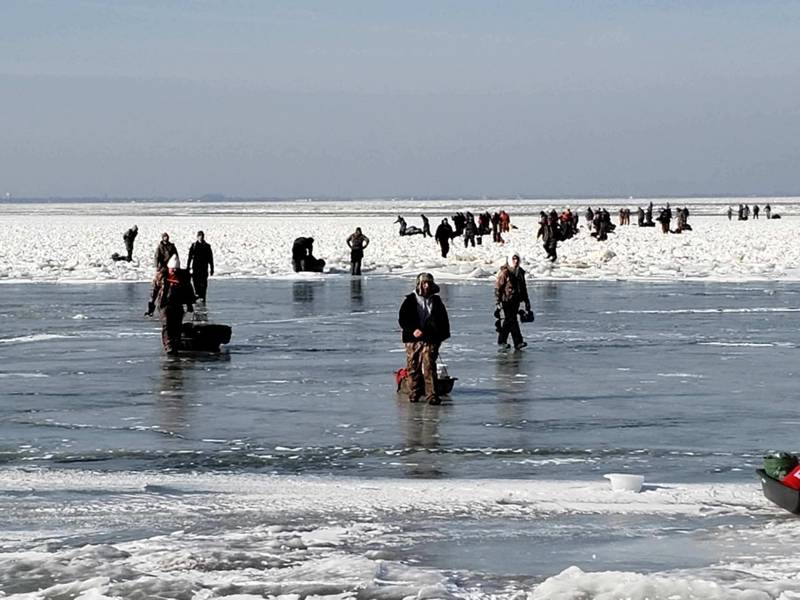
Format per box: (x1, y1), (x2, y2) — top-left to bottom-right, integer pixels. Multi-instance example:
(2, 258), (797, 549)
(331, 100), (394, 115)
(604, 473), (644, 492)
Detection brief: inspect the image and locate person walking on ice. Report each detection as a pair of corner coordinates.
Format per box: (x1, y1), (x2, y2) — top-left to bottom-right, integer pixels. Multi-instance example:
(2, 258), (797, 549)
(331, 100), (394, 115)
(495, 252), (531, 351)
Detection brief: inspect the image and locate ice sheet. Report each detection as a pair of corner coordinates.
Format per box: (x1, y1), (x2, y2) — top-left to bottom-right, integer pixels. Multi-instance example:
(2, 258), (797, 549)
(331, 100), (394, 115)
(0, 200), (796, 283)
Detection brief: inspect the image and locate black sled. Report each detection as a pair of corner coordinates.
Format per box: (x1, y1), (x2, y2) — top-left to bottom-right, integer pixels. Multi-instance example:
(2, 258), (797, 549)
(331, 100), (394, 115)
(756, 469), (800, 514)
(179, 322), (232, 352)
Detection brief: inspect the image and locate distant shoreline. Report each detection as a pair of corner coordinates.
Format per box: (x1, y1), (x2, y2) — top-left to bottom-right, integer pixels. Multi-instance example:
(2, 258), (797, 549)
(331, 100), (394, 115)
(3, 194), (800, 205)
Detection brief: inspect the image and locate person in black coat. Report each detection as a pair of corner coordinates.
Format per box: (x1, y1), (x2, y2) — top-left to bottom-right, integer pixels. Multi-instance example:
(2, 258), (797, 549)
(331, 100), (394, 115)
(398, 273), (450, 404)
(123, 225), (138, 261)
(435, 219), (454, 258)
(187, 231), (214, 302)
(421, 214), (432, 238)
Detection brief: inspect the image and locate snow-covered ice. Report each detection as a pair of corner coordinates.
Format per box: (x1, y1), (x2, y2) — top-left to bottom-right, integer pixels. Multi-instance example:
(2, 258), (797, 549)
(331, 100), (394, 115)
(0, 198), (798, 283)
(1, 469), (797, 599)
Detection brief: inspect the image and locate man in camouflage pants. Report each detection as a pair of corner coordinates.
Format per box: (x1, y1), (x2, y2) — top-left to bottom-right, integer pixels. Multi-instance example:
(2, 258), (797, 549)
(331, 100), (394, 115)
(398, 273), (451, 405)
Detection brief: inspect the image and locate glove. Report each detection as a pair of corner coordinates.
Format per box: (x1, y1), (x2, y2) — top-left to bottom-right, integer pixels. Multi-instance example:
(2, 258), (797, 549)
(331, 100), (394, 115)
(145, 301), (155, 316)
(493, 305), (502, 319)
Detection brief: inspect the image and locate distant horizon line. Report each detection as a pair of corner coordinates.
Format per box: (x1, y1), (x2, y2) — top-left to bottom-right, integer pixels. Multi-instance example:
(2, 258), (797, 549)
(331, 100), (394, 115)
(3, 192), (800, 203)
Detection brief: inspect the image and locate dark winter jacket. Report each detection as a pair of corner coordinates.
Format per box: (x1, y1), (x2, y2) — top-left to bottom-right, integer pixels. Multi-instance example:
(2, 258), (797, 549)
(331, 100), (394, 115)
(398, 292), (450, 344)
(154, 241), (178, 269)
(435, 222), (454, 243)
(495, 265), (530, 307)
(123, 228), (138, 245)
(188, 241), (214, 274)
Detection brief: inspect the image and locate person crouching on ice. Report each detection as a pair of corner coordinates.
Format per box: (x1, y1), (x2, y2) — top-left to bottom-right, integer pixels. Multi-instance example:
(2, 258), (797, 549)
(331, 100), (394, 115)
(398, 273), (450, 405)
(146, 254), (194, 354)
(495, 252), (531, 351)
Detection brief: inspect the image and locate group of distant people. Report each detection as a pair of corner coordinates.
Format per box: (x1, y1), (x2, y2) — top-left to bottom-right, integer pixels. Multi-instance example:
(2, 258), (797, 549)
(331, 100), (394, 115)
(119, 227), (214, 354)
(727, 203), (778, 221)
(395, 210), (514, 259)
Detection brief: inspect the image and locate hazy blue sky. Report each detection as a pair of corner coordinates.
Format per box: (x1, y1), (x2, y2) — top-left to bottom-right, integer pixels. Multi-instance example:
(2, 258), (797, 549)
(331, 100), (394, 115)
(2, 1), (799, 198)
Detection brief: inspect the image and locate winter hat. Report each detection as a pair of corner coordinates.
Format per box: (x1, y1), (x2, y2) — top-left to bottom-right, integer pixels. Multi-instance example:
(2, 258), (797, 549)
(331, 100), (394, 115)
(167, 254), (180, 269)
(508, 251), (521, 265)
(415, 272), (440, 294)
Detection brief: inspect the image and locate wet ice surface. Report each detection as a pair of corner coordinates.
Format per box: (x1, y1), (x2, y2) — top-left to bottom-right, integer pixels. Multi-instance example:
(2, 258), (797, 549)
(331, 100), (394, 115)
(2, 277), (800, 598)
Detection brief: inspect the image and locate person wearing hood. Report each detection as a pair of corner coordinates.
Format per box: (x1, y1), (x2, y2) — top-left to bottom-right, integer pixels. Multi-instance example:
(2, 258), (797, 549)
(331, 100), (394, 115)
(187, 230), (214, 302)
(398, 273), (451, 404)
(123, 225), (138, 261)
(495, 252), (531, 350)
(154, 232), (178, 270)
(146, 254), (194, 354)
(435, 218), (454, 258)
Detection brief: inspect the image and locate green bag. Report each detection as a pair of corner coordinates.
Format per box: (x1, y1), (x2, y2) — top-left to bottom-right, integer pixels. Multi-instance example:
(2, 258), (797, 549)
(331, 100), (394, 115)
(763, 452), (798, 480)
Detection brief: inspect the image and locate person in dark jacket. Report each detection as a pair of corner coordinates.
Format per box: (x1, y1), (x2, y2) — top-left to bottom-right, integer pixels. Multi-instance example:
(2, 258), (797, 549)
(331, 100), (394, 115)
(463, 213), (477, 247)
(537, 211), (560, 261)
(765, 203), (772, 219)
(146, 254), (194, 354)
(753, 204), (760, 219)
(154, 233), (178, 270)
(292, 237), (325, 272)
(346, 227), (370, 275)
(435, 218), (454, 258)
(187, 230), (214, 302)
(123, 225), (138, 261)
(398, 273), (450, 404)
(421, 214), (432, 238)
(495, 252), (531, 350)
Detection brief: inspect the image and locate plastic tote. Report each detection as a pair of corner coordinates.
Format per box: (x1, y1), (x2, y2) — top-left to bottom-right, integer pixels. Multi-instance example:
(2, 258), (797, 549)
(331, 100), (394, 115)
(604, 473), (645, 492)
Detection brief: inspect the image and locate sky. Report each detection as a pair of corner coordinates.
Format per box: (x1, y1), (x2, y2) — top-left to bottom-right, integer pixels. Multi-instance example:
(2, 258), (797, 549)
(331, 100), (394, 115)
(1, 0), (799, 198)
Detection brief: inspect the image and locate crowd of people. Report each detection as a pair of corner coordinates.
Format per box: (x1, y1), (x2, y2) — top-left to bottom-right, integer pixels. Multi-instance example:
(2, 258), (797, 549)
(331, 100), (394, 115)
(395, 210), (514, 258)
(118, 200), (779, 363)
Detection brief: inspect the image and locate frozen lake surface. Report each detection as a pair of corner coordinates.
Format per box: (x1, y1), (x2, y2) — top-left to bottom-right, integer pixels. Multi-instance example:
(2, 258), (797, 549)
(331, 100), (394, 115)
(2, 277), (800, 598)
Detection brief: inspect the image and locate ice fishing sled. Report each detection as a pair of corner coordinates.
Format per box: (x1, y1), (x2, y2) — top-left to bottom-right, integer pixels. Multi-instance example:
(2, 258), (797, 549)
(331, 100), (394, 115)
(394, 366), (457, 397)
(757, 469), (800, 514)
(111, 252), (131, 262)
(179, 322), (232, 352)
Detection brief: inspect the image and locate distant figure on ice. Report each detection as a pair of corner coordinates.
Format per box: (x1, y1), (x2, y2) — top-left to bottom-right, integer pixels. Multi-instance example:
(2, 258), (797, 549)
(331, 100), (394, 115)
(394, 216), (424, 236)
(292, 237), (325, 272)
(495, 252), (531, 351)
(123, 225), (138, 261)
(420, 214), (432, 238)
(146, 254), (194, 355)
(346, 227), (370, 276)
(187, 230), (214, 303)
(765, 203), (772, 219)
(585, 207), (594, 226)
(398, 273), (450, 405)
(452, 212), (466, 236)
(463, 212), (477, 247)
(657, 205), (672, 234)
(537, 211), (559, 261)
(435, 218), (454, 258)
(154, 233), (178, 270)
(637, 207), (645, 227)
(753, 204), (760, 219)
(491, 212), (501, 243)
(727, 205), (733, 221)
